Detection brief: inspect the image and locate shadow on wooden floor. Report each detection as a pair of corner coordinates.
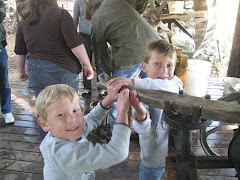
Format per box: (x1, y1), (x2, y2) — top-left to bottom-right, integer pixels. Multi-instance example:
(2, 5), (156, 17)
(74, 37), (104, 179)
(0, 76), (238, 180)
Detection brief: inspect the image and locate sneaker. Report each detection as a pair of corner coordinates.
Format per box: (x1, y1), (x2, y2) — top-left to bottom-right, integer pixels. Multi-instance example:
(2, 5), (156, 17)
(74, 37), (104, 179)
(3, 113), (15, 124)
(82, 90), (91, 98)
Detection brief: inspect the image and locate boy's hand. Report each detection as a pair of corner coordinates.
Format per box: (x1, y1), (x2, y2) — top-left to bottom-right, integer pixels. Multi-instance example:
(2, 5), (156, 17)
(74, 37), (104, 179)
(130, 90), (147, 122)
(116, 89), (130, 125)
(101, 80), (128, 109)
(107, 77), (134, 87)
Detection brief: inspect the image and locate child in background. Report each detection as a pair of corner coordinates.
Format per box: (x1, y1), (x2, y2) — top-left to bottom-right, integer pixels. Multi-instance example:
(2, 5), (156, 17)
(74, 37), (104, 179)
(36, 82), (131, 180)
(109, 39), (183, 180)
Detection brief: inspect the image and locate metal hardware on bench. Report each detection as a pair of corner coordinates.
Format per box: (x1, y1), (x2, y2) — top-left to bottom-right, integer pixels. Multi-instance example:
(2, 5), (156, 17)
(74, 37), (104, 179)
(163, 100), (234, 180)
(164, 101), (212, 130)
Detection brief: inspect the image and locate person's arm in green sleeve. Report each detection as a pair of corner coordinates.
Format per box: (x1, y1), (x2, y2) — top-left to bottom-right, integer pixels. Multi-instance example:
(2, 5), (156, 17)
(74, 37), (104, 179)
(91, 28), (113, 75)
(125, 0), (148, 14)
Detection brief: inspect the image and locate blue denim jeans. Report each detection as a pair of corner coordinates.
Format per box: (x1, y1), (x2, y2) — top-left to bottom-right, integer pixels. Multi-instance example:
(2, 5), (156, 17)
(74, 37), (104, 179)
(27, 79), (34, 92)
(109, 62), (143, 131)
(27, 57), (79, 139)
(0, 48), (11, 114)
(25, 53), (34, 92)
(139, 161), (165, 180)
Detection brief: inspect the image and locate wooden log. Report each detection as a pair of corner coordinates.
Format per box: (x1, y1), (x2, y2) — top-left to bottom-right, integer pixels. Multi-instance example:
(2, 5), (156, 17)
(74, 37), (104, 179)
(160, 10), (207, 20)
(97, 82), (240, 123)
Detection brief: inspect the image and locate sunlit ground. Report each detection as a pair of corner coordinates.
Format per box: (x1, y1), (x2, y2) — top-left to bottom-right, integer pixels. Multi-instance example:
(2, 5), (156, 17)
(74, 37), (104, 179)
(214, 0), (239, 77)
(215, 0), (239, 47)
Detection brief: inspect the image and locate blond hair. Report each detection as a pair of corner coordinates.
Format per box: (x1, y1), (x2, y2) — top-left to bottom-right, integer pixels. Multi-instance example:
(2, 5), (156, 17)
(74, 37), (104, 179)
(35, 84), (79, 121)
(144, 39), (177, 64)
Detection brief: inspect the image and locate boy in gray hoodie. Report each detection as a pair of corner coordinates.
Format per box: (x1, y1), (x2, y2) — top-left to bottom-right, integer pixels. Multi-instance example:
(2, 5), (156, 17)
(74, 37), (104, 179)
(108, 39), (183, 180)
(36, 81), (131, 180)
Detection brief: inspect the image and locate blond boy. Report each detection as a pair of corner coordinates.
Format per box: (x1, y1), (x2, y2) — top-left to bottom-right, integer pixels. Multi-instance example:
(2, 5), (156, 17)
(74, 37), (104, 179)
(36, 82), (130, 180)
(109, 39), (183, 180)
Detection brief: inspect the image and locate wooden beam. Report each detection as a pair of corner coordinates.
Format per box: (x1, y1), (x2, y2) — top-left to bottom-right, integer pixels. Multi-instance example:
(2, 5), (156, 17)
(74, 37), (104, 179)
(160, 10), (207, 20)
(158, 0), (168, 12)
(162, 19), (193, 38)
(97, 82), (240, 123)
(149, 0), (155, 9)
(136, 89), (240, 123)
(157, 21), (174, 37)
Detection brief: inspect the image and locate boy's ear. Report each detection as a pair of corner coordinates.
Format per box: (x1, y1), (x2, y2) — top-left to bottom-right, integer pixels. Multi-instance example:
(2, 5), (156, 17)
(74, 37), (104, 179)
(141, 62), (148, 73)
(38, 117), (50, 132)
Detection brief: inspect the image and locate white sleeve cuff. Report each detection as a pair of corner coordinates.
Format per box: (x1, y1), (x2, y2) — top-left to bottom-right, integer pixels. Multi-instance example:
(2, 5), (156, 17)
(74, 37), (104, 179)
(132, 112), (151, 134)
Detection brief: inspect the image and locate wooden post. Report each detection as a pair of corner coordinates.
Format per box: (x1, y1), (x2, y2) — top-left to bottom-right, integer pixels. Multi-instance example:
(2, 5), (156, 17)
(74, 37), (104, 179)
(149, 0), (155, 10)
(227, 1), (240, 77)
(167, 127), (177, 180)
(175, 48), (188, 87)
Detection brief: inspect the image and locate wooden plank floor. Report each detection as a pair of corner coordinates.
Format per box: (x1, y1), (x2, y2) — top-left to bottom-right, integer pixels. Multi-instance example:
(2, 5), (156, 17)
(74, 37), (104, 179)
(0, 75), (238, 180)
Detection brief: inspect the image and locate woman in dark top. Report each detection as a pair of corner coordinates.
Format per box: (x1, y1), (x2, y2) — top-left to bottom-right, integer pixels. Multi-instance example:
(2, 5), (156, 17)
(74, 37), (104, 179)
(14, 0), (93, 140)
(85, 0), (160, 131)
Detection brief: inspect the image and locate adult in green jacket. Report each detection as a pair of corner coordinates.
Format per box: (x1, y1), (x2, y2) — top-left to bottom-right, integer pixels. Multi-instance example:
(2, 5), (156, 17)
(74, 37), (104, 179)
(85, 0), (161, 130)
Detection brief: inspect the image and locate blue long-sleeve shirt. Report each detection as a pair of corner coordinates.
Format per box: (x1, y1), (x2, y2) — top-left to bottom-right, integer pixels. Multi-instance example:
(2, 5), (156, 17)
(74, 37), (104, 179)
(73, 0), (90, 35)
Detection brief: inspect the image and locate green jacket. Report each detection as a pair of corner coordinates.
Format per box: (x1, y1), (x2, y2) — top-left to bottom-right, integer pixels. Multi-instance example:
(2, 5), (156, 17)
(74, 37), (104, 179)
(126, 0), (148, 14)
(90, 0), (160, 75)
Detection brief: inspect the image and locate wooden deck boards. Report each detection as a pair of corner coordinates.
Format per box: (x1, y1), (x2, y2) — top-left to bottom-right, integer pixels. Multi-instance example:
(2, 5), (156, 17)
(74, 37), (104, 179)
(0, 75), (238, 179)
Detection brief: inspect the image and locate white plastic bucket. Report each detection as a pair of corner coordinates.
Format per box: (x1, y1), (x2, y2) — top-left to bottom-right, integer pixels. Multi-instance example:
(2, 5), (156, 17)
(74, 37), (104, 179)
(184, 59), (212, 97)
(223, 77), (240, 95)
